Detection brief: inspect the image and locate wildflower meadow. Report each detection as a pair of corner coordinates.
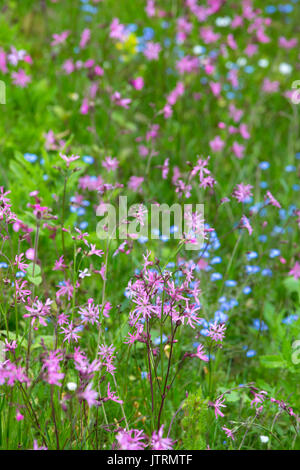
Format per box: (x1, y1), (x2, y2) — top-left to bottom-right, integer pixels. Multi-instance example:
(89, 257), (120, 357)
(0, 0), (300, 454)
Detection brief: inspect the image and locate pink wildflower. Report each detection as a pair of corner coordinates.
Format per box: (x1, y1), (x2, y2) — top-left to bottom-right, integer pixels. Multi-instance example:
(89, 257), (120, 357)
(143, 41), (161, 60)
(232, 183), (253, 203)
(116, 429), (146, 450)
(208, 322), (226, 342)
(11, 69), (31, 87)
(265, 191), (281, 209)
(191, 344), (209, 362)
(59, 153), (80, 167)
(51, 31), (69, 46)
(211, 396), (226, 419)
(222, 426), (235, 441)
(289, 262), (300, 280)
(151, 425), (174, 450)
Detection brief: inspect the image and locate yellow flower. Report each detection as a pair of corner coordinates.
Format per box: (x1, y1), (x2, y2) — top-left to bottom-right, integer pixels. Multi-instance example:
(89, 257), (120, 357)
(115, 33), (138, 56)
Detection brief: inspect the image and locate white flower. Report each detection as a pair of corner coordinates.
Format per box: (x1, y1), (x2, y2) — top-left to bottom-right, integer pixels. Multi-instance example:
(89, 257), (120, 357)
(279, 62), (292, 75)
(215, 16), (231, 27)
(193, 45), (206, 55)
(260, 435), (269, 443)
(79, 268), (91, 279)
(237, 57), (247, 67)
(67, 382), (77, 391)
(258, 59), (269, 68)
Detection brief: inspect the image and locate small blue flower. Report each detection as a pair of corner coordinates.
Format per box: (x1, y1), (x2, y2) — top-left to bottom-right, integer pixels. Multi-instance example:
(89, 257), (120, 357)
(288, 205), (297, 215)
(244, 196), (253, 204)
(16, 271), (26, 278)
(265, 6), (277, 13)
(245, 65), (254, 74)
(282, 314), (299, 325)
(154, 334), (168, 345)
(262, 268), (273, 277)
(269, 249), (280, 258)
(279, 4), (293, 12)
(220, 302), (230, 311)
(143, 27), (154, 40)
(127, 23), (138, 32)
(212, 239), (221, 250)
(214, 311), (228, 323)
(243, 286), (252, 295)
(200, 328), (209, 336)
(136, 41), (146, 53)
(246, 349), (257, 358)
(272, 226), (285, 235)
(166, 262), (175, 268)
(211, 272), (222, 281)
(279, 209), (287, 220)
(81, 4), (97, 13)
(285, 165), (296, 172)
(247, 251), (258, 260)
(77, 208), (86, 216)
(24, 153), (38, 163)
(211, 256), (222, 264)
(229, 298), (238, 308)
(259, 161), (270, 170)
(75, 325), (84, 332)
(225, 280), (237, 287)
(226, 92), (235, 100)
(245, 265), (260, 274)
(83, 155), (94, 164)
(209, 50), (218, 58)
(252, 319), (268, 331)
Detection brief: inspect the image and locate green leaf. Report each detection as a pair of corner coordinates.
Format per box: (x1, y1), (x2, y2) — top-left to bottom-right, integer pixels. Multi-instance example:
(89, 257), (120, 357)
(263, 302), (275, 325)
(283, 277), (300, 296)
(28, 275), (42, 286)
(225, 391), (240, 403)
(26, 263), (41, 277)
